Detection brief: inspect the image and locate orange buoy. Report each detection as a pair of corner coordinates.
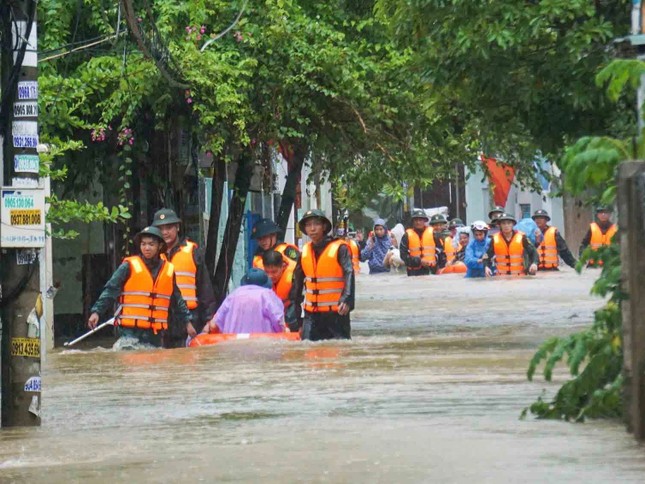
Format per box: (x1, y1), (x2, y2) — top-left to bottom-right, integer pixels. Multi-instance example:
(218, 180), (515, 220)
(189, 332), (301, 347)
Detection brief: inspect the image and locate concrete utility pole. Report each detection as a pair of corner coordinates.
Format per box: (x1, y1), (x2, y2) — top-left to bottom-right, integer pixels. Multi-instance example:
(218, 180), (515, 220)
(1, 0), (45, 427)
(619, 2), (645, 441)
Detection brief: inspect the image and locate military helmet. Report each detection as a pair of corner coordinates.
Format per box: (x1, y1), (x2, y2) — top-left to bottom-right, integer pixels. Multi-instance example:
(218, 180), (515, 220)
(496, 212), (517, 224)
(133, 226), (165, 247)
(448, 217), (465, 228)
(596, 205), (613, 213)
(298, 209), (332, 234)
(429, 214), (448, 225)
(252, 218), (281, 239)
(410, 209), (429, 221)
(489, 212), (503, 225)
(151, 208), (181, 226)
(488, 206), (505, 219)
(531, 209), (551, 222)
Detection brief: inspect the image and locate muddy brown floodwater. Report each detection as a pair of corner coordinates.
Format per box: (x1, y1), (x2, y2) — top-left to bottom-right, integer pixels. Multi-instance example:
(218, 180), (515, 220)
(1, 268), (644, 482)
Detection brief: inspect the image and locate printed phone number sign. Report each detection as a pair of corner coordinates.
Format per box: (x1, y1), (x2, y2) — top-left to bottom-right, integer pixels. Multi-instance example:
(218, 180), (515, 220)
(1, 189), (46, 248)
(14, 154), (39, 174)
(12, 120), (38, 148)
(11, 338), (40, 358)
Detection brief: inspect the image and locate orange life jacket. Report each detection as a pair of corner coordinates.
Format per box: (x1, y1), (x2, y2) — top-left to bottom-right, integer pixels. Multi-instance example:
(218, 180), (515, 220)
(164, 241), (198, 310)
(273, 258), (296, 309)
(253, 242), (299, 270)
(405, 228), (436, 268)
(301, 240), (346, 313)
(493, 232), (525, 275)
(588, 223), (617, 266)
(537, 226), (558, 270)
(444, 235), (456, 263)
(119, 256), (174, 333)
(347, 239), (360, 274)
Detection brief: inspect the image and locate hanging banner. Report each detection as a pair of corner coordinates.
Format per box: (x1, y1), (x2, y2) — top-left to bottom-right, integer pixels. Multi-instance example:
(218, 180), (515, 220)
(481, 156), (515, 208)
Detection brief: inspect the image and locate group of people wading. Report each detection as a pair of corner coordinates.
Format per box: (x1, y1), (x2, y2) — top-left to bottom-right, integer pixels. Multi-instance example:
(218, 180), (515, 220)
(398, 205), (616, 278)
(87, 208), (355, 348)
(87, 204), (615, 349)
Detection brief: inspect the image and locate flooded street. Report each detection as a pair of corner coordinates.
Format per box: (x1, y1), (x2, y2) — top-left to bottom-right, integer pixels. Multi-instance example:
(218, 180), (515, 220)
(1, 269), (644, 482)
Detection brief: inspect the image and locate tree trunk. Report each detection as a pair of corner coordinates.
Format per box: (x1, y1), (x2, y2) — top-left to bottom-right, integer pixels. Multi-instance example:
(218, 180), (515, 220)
(212, 152), (253, 304)
(205, 155), (226, 286)
(276, 143), (307, 233)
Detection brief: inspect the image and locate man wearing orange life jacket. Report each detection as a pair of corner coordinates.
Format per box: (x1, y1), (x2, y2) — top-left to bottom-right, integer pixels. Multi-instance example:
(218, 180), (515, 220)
(289, 209), (354, 340)
(152, 208), (217, 347)
(429, 213), (453, 262)
(445, 218), (465, 263)
(439, 228), (470, 274)
(531, 209), (577, 271)
(263, 250), (298, 331)
(485, 213), (539, 277)
(400, 209), (446, 276)
(251, 218), (299, 270)
(87, 226), (192, 348)
(579, 206), (617, 267)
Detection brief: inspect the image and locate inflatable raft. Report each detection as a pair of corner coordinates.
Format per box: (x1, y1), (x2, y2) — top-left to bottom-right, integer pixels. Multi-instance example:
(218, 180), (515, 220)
(438, 262), (467, 274)
(189, 332), (301, 347)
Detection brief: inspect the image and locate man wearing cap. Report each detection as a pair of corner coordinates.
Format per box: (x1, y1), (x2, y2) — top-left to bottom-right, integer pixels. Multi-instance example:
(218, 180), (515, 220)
(87, 227), (192, 348)
(532, 209), (576, 270)
(251, 218), (299, 270)
(151, 208), (217, 345)
(485, 213), (539, 276)
(579, 207), (617, 267)
(289, 209), (354, 340)
(202, 268), (285, 334)
(400, 209), (446, 276)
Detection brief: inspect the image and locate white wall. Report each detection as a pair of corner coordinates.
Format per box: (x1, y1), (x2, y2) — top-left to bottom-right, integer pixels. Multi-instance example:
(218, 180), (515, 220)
(273, 152), (333, 247)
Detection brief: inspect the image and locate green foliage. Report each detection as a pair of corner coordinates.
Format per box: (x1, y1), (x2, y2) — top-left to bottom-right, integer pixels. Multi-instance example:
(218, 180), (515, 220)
(37, 139), (131, 239)
(375, 0), (631, 189)
(523, 244), (623, 421)
(523, 57), (645, 421)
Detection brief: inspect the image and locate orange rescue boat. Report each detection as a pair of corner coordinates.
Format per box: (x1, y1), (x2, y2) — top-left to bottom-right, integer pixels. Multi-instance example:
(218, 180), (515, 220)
(189, 332), (301, 347)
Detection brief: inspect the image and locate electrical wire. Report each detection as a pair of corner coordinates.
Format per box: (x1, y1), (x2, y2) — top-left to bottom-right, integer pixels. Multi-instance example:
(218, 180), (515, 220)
(39, 32), (126, 62)
(0, 1), (36, 132)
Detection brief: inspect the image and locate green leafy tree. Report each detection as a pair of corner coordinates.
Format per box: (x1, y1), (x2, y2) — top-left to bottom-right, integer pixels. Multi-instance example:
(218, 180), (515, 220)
(523, 59), (644, 421)
(374, 0), (631, 188)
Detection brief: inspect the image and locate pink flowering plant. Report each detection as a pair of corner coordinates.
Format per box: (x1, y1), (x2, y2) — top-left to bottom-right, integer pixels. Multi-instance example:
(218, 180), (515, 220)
(117, 127), (134, 147)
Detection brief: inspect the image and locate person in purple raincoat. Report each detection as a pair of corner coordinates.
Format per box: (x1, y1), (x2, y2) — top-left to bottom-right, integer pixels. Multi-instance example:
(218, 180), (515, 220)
(201, 269), (285, 334)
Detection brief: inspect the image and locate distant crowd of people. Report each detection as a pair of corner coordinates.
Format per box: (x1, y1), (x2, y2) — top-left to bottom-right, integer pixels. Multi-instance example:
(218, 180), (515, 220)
(356, 205), (616, 278)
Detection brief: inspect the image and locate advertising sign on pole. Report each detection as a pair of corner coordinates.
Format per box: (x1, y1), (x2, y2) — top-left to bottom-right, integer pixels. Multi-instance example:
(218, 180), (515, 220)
(0, 188), (46, 248)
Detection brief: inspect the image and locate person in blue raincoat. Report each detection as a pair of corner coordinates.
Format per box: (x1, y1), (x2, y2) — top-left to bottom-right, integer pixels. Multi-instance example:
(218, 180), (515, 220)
(360, 218), (392, 274)
(514, 217), (539, 245)
(464, 221), (493, 278)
